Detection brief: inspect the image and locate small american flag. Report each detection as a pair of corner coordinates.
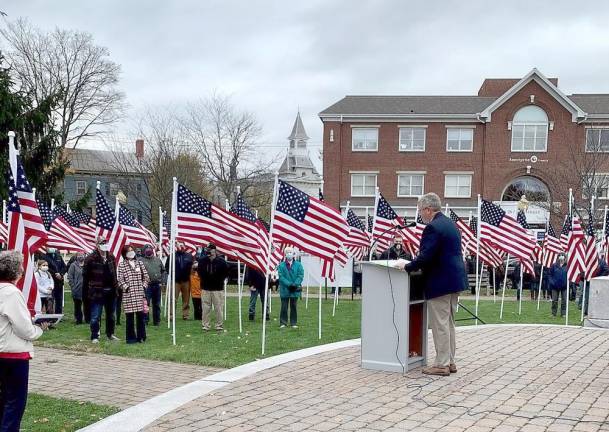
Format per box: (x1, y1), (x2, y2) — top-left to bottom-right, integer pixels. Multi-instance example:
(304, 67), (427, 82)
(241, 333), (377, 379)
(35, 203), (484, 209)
(176, 184), (260, 259)
(516, 210), (536, 275)
(272, 180), (348, 277)
(480, 200), (536, 262)
(560, 215), (571, 251)
(450, 209), (502, 267)
(38, 202), (93, 253)
(543, 222), (563, 268)
(584, 210), (599, 281)
(119, 206), (156, 247)
(95, 188), (127, 259)
(372, 193), (402, 254)
(6, 142), (48, 314)
(566, 216), (586, 283)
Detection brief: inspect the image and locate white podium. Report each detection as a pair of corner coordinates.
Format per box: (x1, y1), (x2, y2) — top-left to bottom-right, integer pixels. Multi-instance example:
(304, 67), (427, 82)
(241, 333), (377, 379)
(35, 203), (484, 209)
(585, 276), (609, 329)
(360, 261), (427, 373)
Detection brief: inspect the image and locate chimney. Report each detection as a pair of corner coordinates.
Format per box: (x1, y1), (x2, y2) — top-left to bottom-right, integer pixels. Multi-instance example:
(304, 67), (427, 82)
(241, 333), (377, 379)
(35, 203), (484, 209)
(135, 139), (144, 159)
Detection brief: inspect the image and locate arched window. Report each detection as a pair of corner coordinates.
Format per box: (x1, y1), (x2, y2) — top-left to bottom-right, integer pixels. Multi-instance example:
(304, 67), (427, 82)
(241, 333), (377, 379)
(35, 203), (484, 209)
(501, 176), (550, 202)
(511, 106), (548, 152)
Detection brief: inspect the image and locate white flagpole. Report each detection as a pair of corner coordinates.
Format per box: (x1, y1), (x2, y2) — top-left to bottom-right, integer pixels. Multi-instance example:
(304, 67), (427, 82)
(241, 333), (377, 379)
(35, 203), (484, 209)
(492, 267), (496, 303)
(331, 200), (351, 316)
(500, 254), (510, 319)
(518, 262), (524, 315)
(475, 194), (481, 325)
(158, 207), (164, 315)
(581, 196), (595, 322)
(537, 217), (549, 310)
(566, 188), (573, 326)
(304, 267), (309, 309)
(369, 187), (380, 260)
(320, 178), (325, 338)
(224, 199), (230, 321)
(170, 178), (178, 344)
(261, 173), (279, 355)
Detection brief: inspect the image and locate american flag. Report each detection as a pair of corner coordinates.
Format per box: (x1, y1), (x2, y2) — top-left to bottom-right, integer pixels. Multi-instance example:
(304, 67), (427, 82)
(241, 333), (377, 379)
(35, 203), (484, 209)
(0, 216), (8, 246)
(176, 184), (260, 259)
(584, 209), (599, 281)
(344, 209), (370, 259)
(367, 214), (373, 233)
(118, 206), (156, 247)
(543, 222), (563, 268)
(272, 180), (348, 277)
(566, 216), (586, 283)
(229, 193), (282, 273)
(470, 215), (477, 234)
(38, 202), (94, 253)
(95, 188), (127, 259)
(516, 210), (536, 275)
(160, 211), (170, 256)
(71, 210), (98, 245)
(560, 215), (571, 251)
(480, 200), (536, 262)
(6, 141), (48, 314)
(372, 193), (403, 254)
(450, 209), (502, 267)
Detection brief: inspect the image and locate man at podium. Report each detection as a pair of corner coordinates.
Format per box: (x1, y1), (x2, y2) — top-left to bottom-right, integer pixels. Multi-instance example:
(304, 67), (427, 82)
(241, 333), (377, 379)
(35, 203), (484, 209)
(399, 193), (466, 377)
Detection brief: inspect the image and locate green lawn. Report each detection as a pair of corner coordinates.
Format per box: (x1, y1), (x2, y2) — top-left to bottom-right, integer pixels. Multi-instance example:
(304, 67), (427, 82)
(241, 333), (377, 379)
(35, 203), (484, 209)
(20, 394), (118, 432)
(37, 290), (361, 368)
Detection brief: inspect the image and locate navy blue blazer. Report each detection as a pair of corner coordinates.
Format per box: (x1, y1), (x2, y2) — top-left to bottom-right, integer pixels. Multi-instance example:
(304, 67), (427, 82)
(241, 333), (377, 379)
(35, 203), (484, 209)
(404, 212), (467, 299)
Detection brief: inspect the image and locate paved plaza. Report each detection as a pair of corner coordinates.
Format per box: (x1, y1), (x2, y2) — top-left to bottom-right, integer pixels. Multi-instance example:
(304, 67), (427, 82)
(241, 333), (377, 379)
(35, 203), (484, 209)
(142, 326), (609, 432)
(30, 347), (221, 409)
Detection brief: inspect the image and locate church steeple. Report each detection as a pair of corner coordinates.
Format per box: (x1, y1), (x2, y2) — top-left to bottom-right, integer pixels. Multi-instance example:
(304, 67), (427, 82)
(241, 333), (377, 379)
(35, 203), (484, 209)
(288, 111), (309, 153)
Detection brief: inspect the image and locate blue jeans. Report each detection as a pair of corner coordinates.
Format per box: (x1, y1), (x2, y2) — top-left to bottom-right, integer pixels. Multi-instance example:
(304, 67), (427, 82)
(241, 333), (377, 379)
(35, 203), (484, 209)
(0, 359), (29, 432)
(248, 287), (268, 318)
(145, 282), (161, 325)
(90, 291), (116, 340)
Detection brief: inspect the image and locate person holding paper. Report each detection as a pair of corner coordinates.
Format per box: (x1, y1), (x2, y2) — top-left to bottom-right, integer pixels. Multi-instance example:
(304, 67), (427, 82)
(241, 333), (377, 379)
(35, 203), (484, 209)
(399, 193), (466, 377)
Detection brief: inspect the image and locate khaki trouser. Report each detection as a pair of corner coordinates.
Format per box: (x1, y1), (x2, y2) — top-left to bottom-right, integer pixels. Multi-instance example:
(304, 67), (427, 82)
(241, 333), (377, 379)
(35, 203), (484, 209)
(427, 292), (459, 367)
(202, 290), (224, 330)
(175, 281), (191, 319)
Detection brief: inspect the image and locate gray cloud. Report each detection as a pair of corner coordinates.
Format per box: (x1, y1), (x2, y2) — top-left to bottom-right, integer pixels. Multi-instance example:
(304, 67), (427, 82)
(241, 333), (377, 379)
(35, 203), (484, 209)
(4, 0), (609, 171)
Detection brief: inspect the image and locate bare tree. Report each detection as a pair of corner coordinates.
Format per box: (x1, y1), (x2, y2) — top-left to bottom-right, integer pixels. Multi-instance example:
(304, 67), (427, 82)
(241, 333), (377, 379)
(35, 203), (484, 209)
(106, 107), (208, 229)
(183, 93), (278, 203)
(1, 18), (126, 148)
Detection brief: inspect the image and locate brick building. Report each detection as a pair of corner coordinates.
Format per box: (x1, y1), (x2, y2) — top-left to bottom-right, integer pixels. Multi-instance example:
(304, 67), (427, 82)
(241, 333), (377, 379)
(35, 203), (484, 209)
(319, 69), (609, 224)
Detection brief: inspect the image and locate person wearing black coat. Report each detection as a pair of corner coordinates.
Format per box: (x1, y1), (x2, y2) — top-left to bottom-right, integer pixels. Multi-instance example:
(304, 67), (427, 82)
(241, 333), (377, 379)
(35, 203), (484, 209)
(380, 237), (412, 261)
(166, 242), (194, 319)
(245, 266), (269, 321)
(43, 248), (67, 314)
(197, 244), (228, 330)
(548, 254), (568, 317)
(402, 193), (466, 377)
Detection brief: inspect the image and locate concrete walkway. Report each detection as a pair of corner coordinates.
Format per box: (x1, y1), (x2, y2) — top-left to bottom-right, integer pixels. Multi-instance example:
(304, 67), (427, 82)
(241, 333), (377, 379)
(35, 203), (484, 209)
(143, 325), (609, 432)
(29, 347), (221, 409)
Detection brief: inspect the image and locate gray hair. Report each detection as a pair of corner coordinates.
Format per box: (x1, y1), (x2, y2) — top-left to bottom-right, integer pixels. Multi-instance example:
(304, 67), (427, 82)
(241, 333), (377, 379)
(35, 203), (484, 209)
(417, 193), (442, 211)
(0, 250), (24, 282)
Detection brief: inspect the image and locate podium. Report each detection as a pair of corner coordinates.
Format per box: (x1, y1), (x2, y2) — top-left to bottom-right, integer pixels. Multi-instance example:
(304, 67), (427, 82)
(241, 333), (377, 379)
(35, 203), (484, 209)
(360, 261), (427, 373)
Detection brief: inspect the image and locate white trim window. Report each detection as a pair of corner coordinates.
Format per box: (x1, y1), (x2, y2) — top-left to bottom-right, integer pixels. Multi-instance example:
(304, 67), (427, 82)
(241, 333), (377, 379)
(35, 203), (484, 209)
(352, 128), (378, 151)
(585, 128), (609, 153)
(398, 127), (426, 151)
(444, 174), (472, 198)
(511, 106), (548, 152)
(75, 180), (87, 196)
(586, 174), (609, 199)
(351, 173), (377, 197)
(446, 128), (473, 152)
(397, 173), (424, 197)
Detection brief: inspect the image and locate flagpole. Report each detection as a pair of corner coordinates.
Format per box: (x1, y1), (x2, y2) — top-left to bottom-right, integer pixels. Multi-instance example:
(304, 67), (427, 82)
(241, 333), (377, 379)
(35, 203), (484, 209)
(261, 173), (279, 355)
(500, 254), (510, 319)
(475, 194), (481, 325)
(537, 217), (549, 310)
(170, 178), (178, 344)
(566, 188), (572, 326)
(320, 178), (325, 339)
(333, 200), (350, 316)
(582, 196), (595, 322)
(604, 205), (609, 262)
(369, 187), (380, 260)
(158, 207), (164, 317)
(518, 261), (524, 315)
(224, 199), (231, 324)
(492, 267), (496, 304)
(255, 208), (270, 315)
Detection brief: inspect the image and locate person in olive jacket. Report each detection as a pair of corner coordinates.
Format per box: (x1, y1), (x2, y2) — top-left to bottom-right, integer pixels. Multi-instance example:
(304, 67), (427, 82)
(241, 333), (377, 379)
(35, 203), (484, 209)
(277, 247), (304, 328)
(197, 243), (228, 331)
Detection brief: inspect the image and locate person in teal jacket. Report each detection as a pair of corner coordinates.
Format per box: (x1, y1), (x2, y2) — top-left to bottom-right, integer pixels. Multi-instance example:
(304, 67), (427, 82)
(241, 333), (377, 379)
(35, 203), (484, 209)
(277, 248), (304, 328)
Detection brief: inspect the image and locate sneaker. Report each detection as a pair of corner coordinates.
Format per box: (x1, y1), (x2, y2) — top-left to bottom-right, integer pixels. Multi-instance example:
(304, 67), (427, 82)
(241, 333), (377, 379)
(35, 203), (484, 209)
(422, 366), (450, 376)
(202, 327), (210, 331)
(280, 324), (286, 329)
(108, 335), (120, 341)
(449, 363), (457, 373)
(291, 325), (298, 329)
(215, 327), (224, 331)
(248, 315), (254, 321)
(91, 338), (99, 344)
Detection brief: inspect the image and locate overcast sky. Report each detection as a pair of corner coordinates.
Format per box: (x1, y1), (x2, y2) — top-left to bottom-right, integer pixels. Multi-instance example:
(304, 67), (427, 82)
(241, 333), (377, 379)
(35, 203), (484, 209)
(4, 1), (609, 171)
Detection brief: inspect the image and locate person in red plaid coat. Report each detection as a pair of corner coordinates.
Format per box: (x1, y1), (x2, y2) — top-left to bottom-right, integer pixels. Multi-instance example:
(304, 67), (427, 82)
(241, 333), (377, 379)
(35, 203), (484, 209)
(117, 245), (150, 344)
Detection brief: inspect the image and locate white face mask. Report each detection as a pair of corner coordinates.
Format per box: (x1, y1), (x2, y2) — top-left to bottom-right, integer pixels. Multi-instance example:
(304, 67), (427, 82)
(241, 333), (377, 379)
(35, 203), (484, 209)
(126, 251), (136, 260)
(285, 253), (294, 261)
(40, 266), (49, 272)
(99, 244), (109, 252)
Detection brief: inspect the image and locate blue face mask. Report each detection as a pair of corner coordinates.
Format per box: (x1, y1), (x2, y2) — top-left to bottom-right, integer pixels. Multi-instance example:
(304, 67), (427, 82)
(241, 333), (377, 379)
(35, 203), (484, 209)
(285, 253), (294, 261)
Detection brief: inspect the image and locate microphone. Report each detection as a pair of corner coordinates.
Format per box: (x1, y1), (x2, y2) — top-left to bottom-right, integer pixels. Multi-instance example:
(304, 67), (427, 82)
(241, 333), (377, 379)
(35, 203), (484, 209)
(395, 222), (416, 229)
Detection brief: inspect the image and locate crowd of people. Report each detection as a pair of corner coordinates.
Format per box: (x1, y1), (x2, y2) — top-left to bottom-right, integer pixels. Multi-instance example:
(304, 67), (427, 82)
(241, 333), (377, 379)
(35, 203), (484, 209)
(28, 238), (307, 344)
